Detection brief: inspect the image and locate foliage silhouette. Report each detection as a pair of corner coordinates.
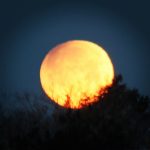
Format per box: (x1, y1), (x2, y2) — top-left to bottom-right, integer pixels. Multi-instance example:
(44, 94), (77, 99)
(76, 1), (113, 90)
(0, 75), (150, 150)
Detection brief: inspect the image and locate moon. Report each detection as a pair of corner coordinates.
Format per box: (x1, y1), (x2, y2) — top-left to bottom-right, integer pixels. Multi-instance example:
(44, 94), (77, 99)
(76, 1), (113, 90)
(40, 40), (114, 109)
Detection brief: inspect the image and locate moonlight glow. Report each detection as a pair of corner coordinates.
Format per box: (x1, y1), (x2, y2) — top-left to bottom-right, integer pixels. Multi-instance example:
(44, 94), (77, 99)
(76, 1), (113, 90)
(40, 40), (114, 109)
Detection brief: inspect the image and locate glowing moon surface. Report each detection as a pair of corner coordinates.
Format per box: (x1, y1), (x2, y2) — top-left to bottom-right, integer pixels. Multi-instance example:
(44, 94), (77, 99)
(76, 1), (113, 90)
(40, 40), (114, 109)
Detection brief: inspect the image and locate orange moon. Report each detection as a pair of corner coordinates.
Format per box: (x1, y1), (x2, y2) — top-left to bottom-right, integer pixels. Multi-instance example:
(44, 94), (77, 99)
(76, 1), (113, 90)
(40, 40), (114, 109)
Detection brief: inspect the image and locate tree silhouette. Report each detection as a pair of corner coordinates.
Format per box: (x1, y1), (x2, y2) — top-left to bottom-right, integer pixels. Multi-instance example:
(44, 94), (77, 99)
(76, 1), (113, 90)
(0, 75), (150, 150)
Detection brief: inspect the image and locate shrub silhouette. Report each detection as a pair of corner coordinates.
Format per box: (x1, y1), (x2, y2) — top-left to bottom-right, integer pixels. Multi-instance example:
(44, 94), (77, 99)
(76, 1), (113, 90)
(0, 75), (150, 150)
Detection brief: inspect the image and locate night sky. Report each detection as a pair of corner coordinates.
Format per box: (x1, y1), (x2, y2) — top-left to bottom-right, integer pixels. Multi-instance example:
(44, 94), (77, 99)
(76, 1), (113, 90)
(0, 0), (150, 96)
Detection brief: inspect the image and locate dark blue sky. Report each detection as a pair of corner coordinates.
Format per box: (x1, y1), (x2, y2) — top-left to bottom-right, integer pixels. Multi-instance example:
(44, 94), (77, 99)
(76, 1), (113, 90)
(0, 0), (150, 96)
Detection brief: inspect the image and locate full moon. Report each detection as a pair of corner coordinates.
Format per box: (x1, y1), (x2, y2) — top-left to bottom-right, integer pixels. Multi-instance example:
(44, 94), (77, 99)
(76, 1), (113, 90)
(40, 40), (114, 109)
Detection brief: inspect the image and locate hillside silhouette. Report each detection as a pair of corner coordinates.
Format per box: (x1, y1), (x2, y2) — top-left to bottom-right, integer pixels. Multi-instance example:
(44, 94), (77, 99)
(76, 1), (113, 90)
(0, 75), (150, 150)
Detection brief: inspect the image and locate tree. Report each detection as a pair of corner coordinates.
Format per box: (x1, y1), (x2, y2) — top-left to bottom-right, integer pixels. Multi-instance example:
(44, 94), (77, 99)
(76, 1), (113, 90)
(0, 75), (149, 150)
